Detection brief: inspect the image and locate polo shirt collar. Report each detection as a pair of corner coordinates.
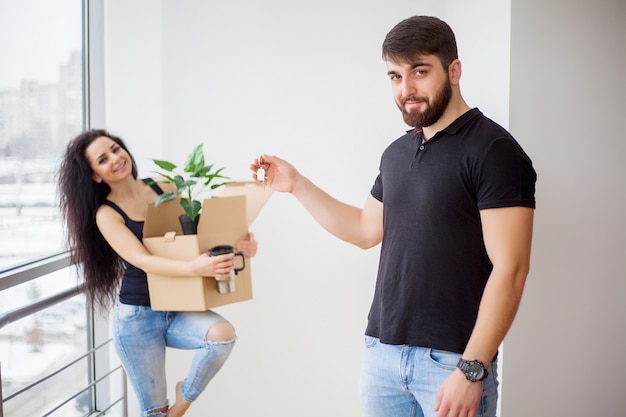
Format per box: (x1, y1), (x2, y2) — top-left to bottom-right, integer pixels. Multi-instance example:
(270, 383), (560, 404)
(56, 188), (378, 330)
(442, 107), (482, 135)
(409, 107), (483, 140)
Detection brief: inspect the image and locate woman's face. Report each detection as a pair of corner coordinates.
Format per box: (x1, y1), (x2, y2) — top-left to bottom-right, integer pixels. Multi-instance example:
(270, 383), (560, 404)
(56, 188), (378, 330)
(85, 136), (133, 184)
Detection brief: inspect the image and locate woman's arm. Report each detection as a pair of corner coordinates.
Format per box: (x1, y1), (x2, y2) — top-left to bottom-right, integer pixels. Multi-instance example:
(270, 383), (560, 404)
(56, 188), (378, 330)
(96, 204), (235, 278)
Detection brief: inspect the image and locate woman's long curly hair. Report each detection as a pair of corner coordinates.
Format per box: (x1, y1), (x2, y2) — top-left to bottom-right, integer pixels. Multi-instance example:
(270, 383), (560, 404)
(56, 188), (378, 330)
(57, 129), (138, 309)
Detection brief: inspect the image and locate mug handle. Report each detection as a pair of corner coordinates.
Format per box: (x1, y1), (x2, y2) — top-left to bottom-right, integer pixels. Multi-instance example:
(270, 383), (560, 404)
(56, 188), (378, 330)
(233, 252), (246, 274)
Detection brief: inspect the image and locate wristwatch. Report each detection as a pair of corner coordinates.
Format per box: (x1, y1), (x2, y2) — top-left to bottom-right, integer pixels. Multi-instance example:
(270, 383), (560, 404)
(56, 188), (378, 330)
(457, 358), (488, 382)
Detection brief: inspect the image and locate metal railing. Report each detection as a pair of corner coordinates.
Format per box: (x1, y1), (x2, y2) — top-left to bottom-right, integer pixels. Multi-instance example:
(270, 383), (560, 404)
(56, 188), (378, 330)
(0, 253), (127, 417)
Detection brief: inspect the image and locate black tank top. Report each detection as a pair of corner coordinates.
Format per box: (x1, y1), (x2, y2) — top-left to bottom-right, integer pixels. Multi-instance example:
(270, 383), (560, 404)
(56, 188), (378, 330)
(101, 178), (164, 306)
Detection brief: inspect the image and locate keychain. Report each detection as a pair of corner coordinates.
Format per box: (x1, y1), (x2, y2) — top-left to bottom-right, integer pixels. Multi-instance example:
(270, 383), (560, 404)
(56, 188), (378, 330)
(256, 157), (266, 189)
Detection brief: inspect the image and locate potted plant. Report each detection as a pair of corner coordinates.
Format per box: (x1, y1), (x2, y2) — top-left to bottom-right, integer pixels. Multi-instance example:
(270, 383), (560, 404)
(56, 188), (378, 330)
(150, 143), (230, 234)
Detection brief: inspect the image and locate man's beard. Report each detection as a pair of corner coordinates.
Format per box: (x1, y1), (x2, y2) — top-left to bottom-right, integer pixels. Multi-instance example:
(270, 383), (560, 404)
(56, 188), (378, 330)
(399, 80), (452, 128)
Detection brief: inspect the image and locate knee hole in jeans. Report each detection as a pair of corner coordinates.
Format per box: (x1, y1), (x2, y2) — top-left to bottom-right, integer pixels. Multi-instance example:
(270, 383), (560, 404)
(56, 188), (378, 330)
(206, 320), (236, 342)
(145, 404), (168, 417)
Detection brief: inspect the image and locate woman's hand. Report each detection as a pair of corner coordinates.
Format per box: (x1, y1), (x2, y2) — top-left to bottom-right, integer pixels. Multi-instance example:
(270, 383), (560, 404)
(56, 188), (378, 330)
(235, 232), (258, 258)
(192, 252), (235, 278)
(190, 233), (257, 278)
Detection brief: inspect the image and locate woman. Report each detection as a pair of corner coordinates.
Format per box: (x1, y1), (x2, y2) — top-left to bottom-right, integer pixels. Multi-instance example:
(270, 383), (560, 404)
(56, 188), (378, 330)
(58, 129), (257, 417)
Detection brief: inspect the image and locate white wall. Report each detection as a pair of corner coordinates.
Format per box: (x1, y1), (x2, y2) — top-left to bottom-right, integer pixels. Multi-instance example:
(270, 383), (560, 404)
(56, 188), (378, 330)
(104, 1), (513, 416)
(103, 1), (163, 168)
(503, 0), (626, 415)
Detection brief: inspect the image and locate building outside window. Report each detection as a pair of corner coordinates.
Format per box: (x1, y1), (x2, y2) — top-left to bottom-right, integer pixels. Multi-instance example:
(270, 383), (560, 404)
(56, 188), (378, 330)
(0, 1), (105, 416)
(0, 0), (82, 268)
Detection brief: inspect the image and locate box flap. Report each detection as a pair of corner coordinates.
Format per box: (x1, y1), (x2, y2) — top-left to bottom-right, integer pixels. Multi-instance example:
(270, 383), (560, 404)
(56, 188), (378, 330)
(144, 181), (271, 238)
(197, 195), (247, 235)
(219, 181), (273, 225)
(144, 199), (185, 238)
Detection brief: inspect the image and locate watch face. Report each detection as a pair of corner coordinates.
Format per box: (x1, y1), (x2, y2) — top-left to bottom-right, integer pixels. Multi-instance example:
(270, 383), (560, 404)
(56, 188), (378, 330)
(458, 359), (487, 382)
(467, 362), (485, 380)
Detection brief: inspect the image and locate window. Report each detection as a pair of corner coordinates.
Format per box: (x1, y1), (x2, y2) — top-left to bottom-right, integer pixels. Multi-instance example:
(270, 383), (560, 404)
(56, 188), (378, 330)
(0, 2), (117, 416)
(0, 0), (83, 269)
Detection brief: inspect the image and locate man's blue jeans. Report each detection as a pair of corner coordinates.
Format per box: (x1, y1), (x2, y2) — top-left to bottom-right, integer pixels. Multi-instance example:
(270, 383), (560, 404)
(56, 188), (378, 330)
(359, 336), (498, 417)
(113, 303), (236, 417)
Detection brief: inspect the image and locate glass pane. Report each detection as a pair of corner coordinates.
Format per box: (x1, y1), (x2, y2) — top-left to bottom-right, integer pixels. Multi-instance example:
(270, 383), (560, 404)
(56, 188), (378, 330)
(0, 0), (83, 269)
(0, 269), (89, 416)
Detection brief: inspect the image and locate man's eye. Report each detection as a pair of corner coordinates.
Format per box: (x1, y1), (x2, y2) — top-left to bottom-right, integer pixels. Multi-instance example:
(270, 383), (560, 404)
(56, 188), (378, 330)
(389, 74), (401, 81)
(415, 69), (426, 76)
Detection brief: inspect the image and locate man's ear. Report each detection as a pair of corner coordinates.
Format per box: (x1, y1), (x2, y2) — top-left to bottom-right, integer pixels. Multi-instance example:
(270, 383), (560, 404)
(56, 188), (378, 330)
(449, 59), (462, 86)
(92, 173), (102, 183)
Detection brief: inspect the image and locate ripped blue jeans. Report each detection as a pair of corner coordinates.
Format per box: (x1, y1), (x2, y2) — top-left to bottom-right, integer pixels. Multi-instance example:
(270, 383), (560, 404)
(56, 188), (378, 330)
(113, 302), (236, 417)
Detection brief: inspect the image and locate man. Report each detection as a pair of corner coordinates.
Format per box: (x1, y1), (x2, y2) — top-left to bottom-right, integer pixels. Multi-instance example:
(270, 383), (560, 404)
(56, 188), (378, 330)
(251, 15), (536, 417)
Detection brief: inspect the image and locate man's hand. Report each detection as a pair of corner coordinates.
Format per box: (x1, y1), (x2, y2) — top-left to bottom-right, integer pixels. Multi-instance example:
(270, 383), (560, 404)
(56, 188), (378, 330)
(434, 369), (482, 417)
(250, 154), (302, 194)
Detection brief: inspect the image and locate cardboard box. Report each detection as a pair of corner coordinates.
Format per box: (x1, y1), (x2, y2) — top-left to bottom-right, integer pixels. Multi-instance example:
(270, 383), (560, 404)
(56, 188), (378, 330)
(143, 182), (272, 311)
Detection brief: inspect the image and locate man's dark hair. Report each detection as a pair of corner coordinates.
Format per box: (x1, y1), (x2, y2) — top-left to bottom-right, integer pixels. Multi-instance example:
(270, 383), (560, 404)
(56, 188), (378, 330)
(382, 16), (458, 70)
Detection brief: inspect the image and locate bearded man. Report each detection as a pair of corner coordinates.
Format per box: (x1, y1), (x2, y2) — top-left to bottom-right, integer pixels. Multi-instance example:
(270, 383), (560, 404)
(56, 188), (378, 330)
(251, 15), (536, 417)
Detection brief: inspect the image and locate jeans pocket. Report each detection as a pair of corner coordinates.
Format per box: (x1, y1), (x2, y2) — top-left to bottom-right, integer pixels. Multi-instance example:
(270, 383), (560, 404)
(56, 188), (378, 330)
(364, 335), (378, 348)
(427, 348), (460, 371)
(115, 303), (142, 323)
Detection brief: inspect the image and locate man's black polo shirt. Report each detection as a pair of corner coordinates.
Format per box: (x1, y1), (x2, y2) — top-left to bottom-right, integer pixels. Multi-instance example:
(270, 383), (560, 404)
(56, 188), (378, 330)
(367, 108), (536, 354)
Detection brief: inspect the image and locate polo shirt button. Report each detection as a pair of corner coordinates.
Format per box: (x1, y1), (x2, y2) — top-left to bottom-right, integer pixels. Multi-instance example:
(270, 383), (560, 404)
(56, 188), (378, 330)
(419, 145), (425, 150)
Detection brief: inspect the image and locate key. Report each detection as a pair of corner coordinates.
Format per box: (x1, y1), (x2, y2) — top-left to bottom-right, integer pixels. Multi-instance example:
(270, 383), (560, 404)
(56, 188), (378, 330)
(256, 157), (266, 189)
(257, 166), (265, 182)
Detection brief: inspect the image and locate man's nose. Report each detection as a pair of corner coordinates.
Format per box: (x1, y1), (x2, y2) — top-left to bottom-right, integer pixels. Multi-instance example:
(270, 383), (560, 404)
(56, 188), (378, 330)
(401, 79), (417, 97)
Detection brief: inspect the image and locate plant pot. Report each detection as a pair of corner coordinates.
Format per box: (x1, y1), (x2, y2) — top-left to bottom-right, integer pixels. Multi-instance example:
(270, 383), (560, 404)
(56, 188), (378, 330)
(179, 214), (200, 235)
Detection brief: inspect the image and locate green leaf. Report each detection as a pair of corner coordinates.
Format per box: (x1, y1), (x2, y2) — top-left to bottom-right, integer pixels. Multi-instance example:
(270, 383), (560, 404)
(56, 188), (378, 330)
(154, 192), (177, 206)
(151, 159), (177, 172)
(173, 176), (197, 190)
(210, 182), (228, 190)
(180, 199), (202, 221)
(151, 172), (176, 184)
(194, 164), (215, 177)
(184, 144), (205, 174)
(202, 168), (229, 186)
